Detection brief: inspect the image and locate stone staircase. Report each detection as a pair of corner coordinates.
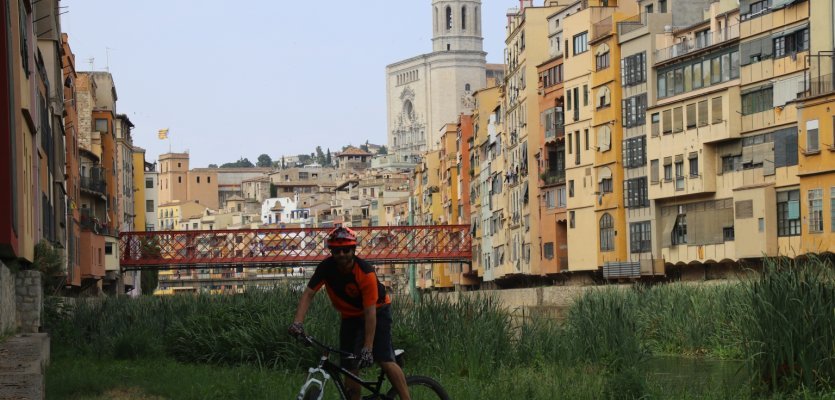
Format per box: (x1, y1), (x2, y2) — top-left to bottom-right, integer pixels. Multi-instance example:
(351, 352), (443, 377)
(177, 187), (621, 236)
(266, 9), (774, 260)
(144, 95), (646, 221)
(0, 333), (49, 400)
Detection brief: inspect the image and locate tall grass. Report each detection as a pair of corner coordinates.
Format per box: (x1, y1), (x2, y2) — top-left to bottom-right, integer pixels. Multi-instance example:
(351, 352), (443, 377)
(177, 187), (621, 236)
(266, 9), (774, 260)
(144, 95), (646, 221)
(44, 257), (835, 396)
(740, 256), (835, 393)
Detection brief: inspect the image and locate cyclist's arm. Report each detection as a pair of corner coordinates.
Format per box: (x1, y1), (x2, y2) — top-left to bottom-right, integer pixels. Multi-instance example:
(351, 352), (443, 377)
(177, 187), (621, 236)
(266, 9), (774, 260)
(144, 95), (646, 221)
(362, 304), (376, 349)
(293, 287), (317, 324)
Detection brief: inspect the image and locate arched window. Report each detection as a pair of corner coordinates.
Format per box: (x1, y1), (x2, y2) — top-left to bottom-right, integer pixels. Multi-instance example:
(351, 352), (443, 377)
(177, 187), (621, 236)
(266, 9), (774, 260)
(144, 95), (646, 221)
(465, 83), (471, 92)
(461, 6), (467, 29)
(475, 7), (480, 32)
(597, 86), (611, 109)
(434, 7), (439, 32)
(600, 213), (614, 251)
(446, 7), (452, 30)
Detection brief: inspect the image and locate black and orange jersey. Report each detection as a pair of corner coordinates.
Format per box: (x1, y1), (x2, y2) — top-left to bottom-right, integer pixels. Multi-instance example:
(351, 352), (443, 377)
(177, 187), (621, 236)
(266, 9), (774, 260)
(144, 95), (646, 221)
(307, 256), (391, 318)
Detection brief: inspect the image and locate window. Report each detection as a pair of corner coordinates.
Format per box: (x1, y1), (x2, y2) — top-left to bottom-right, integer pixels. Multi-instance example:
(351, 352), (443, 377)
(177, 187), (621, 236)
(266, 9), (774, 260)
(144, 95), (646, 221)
(543, 242), (555, 259)
(95, 119), (108, 132)
(777, 190), (800, 237)
(622, 94), (647, 128)
(693, 62), (703, 89)
(145, 178), (154, 189)
(197, 176), (200, 183)
(651, 113), (660, 137)
(596, 51), (610, 71)
(664, 157), (673, 181)
(698, 100), (709, 127)
(672, 214), (687, 245)
(557, 187), (566, 208)
(573, 32), (588, 55)
(745, 0), (768, 19)
(630, 221), (651, 253)
(659, 0), (667, 12)
(146, 200), (154, 212)
(831, 187), (835, 232)
(461, 6), (467, 29)
(624, 177), (649, 208)
(207, 176), (211, 183)
(712, 97), (723, 124)
(809, 189), (823, 233)
(689, 153), (699, 177)
(446, 7), (452, 30)
(662, 110), (672, 134)
(806, 120), (819, 153)
(645, 4), (653, 13)
(723, 227), (735, 241)
(675, 160), (685, 190)
(597, 86), (611, 109)
(774, 28), (809, 59)
(686, 103), (697, 129)
(621, 52), (646, 87)
(105, 242), (113, 255)
(741, 86), (772, 115)
(569, 211), (575, 228)
(650, 159), (660, 183)
(583, 85), (589, 107)
(599, 213), (614, 251)
(600, 177), (613, 194)
(569, 180), (574, 197)
(623, 136), (646, 168)
(178, 176), (182, 183)
(673, 107), (683, 133)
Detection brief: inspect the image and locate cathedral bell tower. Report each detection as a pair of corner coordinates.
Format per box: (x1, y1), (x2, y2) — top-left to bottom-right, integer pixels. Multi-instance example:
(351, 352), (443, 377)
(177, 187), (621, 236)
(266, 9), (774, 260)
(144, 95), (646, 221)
(432, 0), (483, 52)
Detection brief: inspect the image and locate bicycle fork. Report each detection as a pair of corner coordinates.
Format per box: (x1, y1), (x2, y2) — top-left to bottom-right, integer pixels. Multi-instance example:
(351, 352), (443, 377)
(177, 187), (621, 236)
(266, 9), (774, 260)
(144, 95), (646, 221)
(296, 366), (330, 400)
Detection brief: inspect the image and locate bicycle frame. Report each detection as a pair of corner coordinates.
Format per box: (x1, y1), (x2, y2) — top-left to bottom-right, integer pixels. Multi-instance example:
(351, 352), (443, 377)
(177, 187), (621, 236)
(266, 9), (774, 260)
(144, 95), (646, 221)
(296, 335), (393, 400)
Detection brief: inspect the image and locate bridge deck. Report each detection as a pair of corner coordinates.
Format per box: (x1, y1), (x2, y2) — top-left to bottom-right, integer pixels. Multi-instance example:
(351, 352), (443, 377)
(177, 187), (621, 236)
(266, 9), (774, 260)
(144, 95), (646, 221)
(119, 225), (472, 271)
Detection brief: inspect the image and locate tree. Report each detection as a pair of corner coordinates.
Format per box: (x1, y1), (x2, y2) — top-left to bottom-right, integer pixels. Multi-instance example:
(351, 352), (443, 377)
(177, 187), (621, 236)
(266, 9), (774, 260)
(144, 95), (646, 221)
(221, 157), (254, 168)
(257, 154), (273, 168)
(360, 143), (369, 152)
(316, 146), (325, 165)
(208, 163), (218, 168)
(326, 148), (332, 166)
(298, 154), (312, 164)
(377, 145), (388, 155)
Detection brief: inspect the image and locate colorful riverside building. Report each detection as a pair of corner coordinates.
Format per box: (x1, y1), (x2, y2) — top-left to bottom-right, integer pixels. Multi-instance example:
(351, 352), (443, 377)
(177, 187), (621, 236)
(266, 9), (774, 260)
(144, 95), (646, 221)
(796, 0), (835, 254)
(536, 7), (568, 275)
(470, 85), (506, 285)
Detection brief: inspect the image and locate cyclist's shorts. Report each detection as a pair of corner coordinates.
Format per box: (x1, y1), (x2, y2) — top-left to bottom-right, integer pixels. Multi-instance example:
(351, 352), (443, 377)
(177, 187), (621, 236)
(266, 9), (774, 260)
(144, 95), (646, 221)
(339, 304), (396, 369)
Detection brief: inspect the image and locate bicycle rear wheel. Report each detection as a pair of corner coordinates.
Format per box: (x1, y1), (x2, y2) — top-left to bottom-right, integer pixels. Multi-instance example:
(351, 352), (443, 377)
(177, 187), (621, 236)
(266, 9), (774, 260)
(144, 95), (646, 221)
(386, 375), (449, 400)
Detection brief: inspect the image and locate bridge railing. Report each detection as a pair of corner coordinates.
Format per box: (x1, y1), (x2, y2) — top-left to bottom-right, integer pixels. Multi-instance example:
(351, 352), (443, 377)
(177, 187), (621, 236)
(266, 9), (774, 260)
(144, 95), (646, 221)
(119, 225), (472, 270)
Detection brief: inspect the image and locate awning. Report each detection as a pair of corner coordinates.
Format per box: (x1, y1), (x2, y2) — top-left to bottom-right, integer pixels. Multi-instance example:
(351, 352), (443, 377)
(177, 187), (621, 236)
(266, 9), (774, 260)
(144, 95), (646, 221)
(771, 23), (808, 39)
(770, 0), (802, 11)
(597, 166), (612, 183)
(595, 43), (610, 56)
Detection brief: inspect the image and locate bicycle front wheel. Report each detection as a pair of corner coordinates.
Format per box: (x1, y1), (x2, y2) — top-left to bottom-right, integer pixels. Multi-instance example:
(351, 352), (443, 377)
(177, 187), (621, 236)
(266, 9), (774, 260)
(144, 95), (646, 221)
(386, 375), (450, 400)
(300, 386), (321, 400)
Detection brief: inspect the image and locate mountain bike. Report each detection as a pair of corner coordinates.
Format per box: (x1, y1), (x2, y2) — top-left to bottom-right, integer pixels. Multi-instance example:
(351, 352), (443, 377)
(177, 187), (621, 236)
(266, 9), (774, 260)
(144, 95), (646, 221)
(294, 334), (450, 400)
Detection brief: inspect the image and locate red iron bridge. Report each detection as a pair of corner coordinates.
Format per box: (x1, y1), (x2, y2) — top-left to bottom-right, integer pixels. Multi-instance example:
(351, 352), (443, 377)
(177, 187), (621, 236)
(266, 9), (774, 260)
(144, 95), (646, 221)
(119, 225), (472, 271)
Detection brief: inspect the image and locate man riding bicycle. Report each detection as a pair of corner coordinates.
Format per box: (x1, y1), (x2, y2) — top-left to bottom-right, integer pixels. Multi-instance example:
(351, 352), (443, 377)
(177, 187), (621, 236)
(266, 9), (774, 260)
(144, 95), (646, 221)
(289, 226), (411, 400)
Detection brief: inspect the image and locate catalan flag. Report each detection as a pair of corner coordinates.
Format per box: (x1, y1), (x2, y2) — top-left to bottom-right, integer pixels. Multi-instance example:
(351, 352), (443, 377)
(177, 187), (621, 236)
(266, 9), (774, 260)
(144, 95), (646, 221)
(158, 128), (169, 140)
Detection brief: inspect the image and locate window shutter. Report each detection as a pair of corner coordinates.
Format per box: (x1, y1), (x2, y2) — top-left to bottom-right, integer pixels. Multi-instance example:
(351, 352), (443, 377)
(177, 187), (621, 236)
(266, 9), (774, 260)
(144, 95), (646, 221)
(651, 160), (660, 183)
(735, 200), (754, 219)
(711, 97), (723, 124)
(673, 107), (683, 132)
(698, 100), (709, 127)
(663, 110), (672, 133)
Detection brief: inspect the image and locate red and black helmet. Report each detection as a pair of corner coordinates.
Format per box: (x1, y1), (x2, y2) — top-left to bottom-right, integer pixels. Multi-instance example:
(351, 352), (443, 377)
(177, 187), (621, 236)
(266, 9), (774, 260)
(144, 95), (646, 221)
(326, 226), (357, 248)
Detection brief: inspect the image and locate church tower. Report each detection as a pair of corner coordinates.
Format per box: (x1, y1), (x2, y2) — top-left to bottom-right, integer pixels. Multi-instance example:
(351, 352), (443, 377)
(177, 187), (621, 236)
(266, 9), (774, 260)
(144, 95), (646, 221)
(431, 0), (483, 52)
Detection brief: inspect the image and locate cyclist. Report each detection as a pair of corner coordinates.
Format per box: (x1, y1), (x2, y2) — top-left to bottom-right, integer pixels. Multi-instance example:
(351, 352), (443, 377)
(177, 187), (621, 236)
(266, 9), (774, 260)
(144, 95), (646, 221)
(289, 226), (410, 400)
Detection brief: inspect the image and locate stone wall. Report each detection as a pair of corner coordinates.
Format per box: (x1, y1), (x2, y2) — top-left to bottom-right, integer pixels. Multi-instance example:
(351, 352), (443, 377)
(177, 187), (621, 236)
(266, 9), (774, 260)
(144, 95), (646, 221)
(15, 271), (42, 333)
(0, 262), (15, 334)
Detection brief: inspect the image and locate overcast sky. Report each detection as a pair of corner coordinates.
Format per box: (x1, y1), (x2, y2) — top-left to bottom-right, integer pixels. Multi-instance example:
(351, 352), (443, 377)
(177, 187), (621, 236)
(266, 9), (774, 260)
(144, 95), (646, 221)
(61, 1), (513, 168)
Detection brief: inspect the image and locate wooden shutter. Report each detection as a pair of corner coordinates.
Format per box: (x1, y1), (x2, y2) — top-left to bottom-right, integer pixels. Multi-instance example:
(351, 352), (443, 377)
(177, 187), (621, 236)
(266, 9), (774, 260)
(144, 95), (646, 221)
(711, 97), (723, 124)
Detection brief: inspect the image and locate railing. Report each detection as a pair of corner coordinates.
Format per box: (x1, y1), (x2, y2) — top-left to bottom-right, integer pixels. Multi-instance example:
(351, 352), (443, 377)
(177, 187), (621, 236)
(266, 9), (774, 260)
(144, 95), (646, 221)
(617, 12), (646, 36)
(545, 124), (566, 141)
(119, 225), (473, 270)
(80, 176), (106, 195)
(542, 170), (566, 185)
(592, 16), (613, 41)
(797, 73), (835, 99)
(655, 24), (739, 63)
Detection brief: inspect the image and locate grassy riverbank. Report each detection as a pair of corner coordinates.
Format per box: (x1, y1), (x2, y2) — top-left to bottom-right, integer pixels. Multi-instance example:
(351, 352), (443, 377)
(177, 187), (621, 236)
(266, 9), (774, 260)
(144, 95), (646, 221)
(45, 257), (834, 399)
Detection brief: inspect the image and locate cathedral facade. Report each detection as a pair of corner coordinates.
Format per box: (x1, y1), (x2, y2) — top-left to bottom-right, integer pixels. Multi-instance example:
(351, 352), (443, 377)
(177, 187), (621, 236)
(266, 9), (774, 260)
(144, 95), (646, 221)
(386, 0), (488, 164)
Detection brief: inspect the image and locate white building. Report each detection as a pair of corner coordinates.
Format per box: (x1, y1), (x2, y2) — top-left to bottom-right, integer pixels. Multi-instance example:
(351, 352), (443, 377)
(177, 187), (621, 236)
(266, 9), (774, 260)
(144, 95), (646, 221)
(144, 162), (159, 231)
(386, 0), (495, 164)
(261, 195), (312, 227)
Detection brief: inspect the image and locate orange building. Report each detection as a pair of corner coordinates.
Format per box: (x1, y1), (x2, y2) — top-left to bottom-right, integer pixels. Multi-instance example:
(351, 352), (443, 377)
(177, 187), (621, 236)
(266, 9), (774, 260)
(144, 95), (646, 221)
(61, 34), (82, 288)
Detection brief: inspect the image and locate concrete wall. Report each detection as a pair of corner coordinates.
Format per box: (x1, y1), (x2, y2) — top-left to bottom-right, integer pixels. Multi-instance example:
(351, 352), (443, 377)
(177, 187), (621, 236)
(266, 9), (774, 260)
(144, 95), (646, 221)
(0, 262), (15, 334)
(14, 270), (41, 333)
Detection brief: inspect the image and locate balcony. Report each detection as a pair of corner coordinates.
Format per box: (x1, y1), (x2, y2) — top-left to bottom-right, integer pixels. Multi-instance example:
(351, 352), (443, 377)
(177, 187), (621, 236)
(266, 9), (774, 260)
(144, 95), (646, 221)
(592, 17), (613, 42)
(541, 170), (566, 186)
(617, 12), (646, 37)
(797, 73), (835, 99)
(655, 24), (739, 64)
(80, 175), (106, 196)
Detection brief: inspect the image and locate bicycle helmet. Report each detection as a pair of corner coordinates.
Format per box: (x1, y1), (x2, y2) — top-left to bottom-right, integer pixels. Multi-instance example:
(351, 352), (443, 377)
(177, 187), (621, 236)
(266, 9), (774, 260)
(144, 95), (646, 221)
(326, 226), (357, 247)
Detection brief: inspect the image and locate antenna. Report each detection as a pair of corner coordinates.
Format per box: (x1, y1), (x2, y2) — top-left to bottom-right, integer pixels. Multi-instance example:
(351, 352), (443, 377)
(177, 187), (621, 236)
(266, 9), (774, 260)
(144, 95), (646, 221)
(105, 47), (115, 72)
(87, 57), (95, 71)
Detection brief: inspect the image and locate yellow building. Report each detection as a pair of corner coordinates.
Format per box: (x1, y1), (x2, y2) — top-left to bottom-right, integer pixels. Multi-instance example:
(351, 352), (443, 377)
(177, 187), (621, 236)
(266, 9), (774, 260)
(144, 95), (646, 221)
(470, 85), (505, 284)
(133, 148), (147, 232)
(412, 150), (449, 289)
(157, 201), (208, 231)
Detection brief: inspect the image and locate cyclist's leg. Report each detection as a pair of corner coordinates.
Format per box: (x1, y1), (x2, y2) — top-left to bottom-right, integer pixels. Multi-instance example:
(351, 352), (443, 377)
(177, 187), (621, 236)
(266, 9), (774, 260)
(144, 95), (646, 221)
(340, 316), (362, 400)
(374, 305), (410, 400)
(380, 361), (410, 400)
